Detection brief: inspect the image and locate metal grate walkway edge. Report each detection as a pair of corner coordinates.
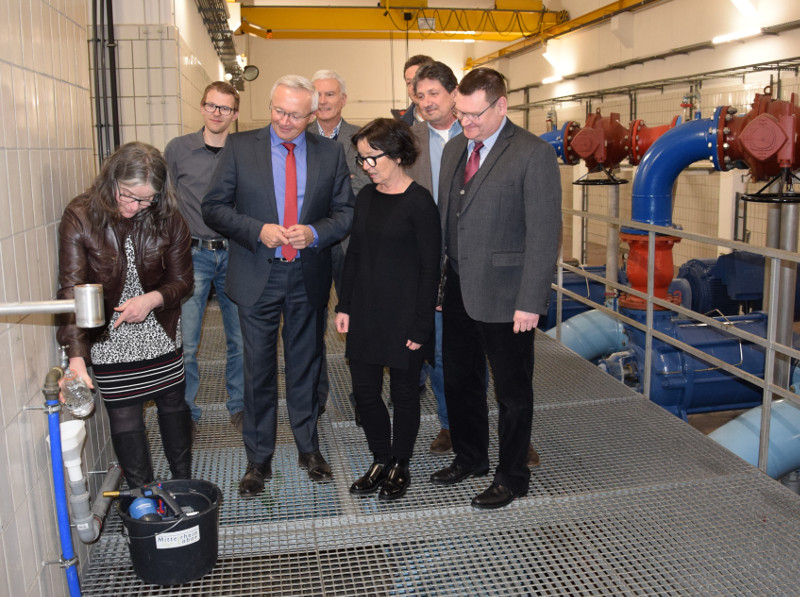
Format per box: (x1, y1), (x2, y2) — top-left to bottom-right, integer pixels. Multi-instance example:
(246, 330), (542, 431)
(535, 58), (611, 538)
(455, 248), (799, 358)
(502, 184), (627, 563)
(79, 299), (800, 595)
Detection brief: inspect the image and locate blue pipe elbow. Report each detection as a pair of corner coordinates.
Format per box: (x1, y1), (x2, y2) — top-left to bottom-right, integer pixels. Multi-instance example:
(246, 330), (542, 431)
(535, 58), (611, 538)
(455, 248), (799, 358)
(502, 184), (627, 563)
(628, 118), (718, 231)
(709, 399), (800, 479)
(545, 309), (627, 360)
(540, 124), (569, 164)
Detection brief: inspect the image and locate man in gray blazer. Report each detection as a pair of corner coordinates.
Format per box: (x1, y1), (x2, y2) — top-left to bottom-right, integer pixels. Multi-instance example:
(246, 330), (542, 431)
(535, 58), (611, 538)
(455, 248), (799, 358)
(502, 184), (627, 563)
(430, 68), (561, 510)
(308, 69), (370, 418)
(203, 75), (354, 498)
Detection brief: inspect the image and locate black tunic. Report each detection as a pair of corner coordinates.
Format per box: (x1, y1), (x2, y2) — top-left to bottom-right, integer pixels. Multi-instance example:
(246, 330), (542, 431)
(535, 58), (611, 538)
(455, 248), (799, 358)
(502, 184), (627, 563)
(337, 181), (441, 369)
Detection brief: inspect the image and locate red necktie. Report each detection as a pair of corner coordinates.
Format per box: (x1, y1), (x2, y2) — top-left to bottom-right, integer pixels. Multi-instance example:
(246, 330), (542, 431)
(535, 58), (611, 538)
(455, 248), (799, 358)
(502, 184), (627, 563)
(464, 141), (484, 184)
(282, 142), (297, 261)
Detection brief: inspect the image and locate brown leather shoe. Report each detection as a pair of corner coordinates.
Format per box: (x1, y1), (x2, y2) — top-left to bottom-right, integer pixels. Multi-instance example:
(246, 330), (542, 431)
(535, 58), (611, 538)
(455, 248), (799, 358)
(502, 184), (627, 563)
(527, 444), (540, 468)
(230, 411), (244, 433)
(429, 428), (452, 455)
(239, 460), (272, 497)
(298, 450), (333, 482)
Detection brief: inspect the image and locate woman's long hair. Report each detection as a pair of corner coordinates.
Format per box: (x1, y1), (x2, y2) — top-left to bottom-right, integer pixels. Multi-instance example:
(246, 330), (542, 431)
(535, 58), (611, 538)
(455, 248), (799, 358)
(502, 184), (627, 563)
(86, 142), (179, 235)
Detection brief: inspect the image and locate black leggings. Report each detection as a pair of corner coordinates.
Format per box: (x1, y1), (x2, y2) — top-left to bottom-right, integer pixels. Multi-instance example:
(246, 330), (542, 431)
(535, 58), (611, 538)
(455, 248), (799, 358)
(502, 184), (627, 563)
(349, 352), (424, 461)
(105, 385), (189, 435)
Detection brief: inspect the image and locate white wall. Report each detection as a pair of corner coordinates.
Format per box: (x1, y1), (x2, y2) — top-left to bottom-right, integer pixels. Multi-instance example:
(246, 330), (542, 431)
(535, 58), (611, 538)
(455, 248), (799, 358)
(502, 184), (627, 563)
(111, 0), (226, 148)
(0, 1), (97, 595)
(236, 38), (477, 129)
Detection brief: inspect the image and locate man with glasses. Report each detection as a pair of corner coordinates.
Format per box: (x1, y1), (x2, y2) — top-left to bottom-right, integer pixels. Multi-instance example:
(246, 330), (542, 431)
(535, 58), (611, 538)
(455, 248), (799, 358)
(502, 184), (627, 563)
(431, 68), (561, 510)
(165, 81), (245, 436)
(307, 69), (369, 421)
(203, 75), (354, 498)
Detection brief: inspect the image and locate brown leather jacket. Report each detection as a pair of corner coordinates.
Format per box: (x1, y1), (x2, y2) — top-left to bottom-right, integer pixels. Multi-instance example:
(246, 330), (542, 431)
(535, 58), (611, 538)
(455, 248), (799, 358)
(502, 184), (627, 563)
(56, 194), (193, 362)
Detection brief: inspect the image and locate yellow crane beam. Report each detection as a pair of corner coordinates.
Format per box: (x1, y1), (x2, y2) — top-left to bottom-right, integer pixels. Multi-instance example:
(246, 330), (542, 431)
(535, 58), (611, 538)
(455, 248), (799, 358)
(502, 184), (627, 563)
(467, 0), (665, 69)
(239, 4), (566, 42)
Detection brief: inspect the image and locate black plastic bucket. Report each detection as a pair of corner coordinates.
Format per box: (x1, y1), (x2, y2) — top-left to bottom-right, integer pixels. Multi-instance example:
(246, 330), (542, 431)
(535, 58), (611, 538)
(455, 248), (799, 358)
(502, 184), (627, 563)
(118, 479), (222, 585)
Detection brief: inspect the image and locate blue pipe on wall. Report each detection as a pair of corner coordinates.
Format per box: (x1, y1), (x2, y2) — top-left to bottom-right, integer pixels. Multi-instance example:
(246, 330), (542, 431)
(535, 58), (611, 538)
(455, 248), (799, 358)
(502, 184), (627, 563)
(545, 309), (627, 360)
(709, 399), (800, 479)
(628, 117), (717, 230)
(44, 368), (81, 596)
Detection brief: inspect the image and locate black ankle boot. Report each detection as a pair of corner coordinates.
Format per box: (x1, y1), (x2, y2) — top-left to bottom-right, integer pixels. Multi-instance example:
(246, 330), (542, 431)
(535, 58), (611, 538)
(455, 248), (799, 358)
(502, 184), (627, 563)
(159, 411), (193, 479)
(111, 431), (154, 489)
(378, 458), (410, 501)
(350, 458), (389, 495)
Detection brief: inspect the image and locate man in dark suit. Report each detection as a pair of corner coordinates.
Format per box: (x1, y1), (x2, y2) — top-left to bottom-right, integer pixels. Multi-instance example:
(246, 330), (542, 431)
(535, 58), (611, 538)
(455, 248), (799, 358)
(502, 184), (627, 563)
(203, 74), (354, 497)
(430, 68), (561, 509)
(307, 69), (370, 418)
(398, 55), (433, 126)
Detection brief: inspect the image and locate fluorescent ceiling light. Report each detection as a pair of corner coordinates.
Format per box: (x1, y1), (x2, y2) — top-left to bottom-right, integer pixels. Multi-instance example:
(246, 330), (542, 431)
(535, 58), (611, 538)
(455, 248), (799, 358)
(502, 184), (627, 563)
(542, 75), (562, 84)
(730, 0), (758, 18)
(712, 27), (761, 44)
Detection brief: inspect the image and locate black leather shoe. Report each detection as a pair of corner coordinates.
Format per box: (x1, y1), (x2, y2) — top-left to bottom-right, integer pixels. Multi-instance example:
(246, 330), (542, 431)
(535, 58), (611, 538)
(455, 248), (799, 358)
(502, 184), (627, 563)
(471, 483), (526, 510)
(350, 460), (389, 495)
(430, 462), (489, 486)
(379, 459), (410, 501)
(239, 460), (272, 497)
(298, 450), (333, 482)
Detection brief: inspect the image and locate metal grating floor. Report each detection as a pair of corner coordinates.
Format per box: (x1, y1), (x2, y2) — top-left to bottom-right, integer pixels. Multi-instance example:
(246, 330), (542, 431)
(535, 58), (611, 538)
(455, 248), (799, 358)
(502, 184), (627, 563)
(79, 298), (800, 595)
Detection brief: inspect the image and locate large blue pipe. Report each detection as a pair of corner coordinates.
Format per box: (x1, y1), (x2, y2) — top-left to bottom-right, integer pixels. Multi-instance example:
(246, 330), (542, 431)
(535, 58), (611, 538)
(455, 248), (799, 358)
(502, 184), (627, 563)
(628, 117), (717, 230)
(544, 309), (627, 360)
(709, 400), (800, 479)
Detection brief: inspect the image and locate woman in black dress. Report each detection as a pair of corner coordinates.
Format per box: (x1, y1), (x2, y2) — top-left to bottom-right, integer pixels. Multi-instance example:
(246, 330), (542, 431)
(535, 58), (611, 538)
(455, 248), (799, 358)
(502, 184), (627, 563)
(335, 118), (441, 500)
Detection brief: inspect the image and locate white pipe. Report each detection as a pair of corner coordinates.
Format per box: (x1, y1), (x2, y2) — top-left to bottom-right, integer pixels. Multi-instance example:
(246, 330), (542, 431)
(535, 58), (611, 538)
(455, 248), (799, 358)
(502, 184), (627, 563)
(545, 309), (627, 360)
(57, 420), (123, 543)
(60, 421), (87, 483)
(709, 399), (800, 479)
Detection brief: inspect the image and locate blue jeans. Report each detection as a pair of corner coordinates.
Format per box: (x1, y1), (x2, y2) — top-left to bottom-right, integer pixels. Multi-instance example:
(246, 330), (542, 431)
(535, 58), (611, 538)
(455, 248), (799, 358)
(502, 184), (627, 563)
(420, 311), (447, 429)
(182, 246), (244, 421)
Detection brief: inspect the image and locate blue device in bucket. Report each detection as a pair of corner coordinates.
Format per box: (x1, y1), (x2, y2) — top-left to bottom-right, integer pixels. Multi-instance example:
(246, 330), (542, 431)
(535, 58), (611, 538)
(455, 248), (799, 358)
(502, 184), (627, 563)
(117, 480), (222, 585)
(129, 497), (158, 520)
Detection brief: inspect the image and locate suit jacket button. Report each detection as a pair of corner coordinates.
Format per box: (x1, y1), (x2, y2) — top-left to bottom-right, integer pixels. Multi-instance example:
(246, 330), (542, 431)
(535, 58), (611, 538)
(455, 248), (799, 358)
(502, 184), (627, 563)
(459, 189), (465, 195)
(267, 258), (273, 264)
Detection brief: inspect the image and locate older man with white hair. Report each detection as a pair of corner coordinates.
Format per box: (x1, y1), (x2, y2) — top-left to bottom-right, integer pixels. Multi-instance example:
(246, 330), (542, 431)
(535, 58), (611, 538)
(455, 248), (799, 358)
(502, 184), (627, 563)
(204, 74), (355, 497)
(308, 69), (370, 419)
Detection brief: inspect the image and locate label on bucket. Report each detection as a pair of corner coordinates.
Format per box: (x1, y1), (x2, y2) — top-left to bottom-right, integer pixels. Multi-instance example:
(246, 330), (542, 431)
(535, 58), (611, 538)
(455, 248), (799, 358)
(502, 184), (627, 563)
(155, 525), (200, 550)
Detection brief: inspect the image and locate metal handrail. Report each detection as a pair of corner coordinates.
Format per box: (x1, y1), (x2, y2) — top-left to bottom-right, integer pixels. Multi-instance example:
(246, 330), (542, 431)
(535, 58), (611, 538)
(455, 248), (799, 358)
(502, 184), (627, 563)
(551, 211), (800, 474)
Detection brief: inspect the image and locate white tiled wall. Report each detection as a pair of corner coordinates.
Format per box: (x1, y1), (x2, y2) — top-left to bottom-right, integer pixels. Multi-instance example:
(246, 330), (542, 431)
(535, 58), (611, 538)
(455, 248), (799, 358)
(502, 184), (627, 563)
(107, 22), (215, 151)
(111, 24), (182, 151)
(1, 1), (101, 595)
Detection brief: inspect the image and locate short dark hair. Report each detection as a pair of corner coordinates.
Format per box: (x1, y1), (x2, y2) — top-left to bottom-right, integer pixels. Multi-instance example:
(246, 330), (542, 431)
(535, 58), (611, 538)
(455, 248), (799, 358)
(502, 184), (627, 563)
(458, 68), (507, 103)
(414, 61), (458, 94)
(351, 118), (419, 167)
(202, 81), (240, 112)
(403, 55), (434, 73)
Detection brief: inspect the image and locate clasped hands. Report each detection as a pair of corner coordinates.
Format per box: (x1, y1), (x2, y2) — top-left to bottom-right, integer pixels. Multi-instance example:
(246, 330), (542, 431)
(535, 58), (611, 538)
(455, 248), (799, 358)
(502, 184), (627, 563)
(260, 223), (313, 250)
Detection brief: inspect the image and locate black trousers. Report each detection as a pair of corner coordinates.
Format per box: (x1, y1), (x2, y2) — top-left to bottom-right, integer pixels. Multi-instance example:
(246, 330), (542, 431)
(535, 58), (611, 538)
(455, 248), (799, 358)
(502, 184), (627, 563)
(441, 268), (534, 494)
(349, 350), (424, 461)
(238, 260), (325, 464)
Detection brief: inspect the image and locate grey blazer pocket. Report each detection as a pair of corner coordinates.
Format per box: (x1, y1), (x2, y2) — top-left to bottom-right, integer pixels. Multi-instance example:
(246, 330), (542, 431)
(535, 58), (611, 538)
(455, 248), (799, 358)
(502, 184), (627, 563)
(492, 252), (524, 267)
